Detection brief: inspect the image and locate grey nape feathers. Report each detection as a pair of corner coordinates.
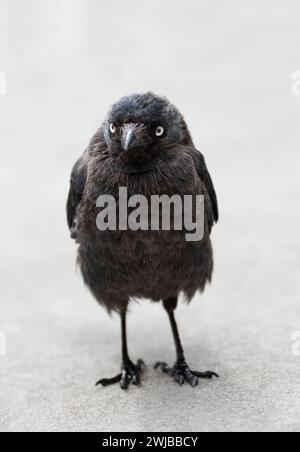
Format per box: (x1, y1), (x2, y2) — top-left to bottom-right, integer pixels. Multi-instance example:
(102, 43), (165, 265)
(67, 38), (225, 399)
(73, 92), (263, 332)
(67, 92), (219, 389)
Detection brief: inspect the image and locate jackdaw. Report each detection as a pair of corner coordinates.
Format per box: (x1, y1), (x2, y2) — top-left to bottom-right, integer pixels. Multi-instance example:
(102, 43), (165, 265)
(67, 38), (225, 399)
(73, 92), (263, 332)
(67, 92), (219, 389)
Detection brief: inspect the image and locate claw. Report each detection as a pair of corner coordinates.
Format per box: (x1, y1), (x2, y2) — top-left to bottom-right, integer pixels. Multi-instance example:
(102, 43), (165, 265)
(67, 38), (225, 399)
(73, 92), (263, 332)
(96, 359), (145, 389)
(191, 376), (199, 387)
(154, 362), (170, 374)
(154, 361), (163, 370)
(132, 373), (140, 386)
(155, 358), (219, 387)
(175, 374), (185, 385)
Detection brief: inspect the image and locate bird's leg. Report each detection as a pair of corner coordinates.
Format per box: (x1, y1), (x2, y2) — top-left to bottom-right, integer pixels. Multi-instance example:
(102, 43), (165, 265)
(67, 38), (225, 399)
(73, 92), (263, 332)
(155, 298), (219, 386)
(96, 309), (145, 390)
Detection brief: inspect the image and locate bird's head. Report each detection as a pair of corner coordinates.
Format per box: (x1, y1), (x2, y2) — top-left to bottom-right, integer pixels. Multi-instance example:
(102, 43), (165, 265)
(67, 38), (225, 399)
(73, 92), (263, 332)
(102, 92), (193, 172)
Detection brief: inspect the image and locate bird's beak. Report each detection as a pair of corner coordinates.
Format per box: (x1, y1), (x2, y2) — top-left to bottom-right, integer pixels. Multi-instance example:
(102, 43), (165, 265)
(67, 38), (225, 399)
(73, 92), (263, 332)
(123, 129), (136, 151)
(121, 125), (140, 151)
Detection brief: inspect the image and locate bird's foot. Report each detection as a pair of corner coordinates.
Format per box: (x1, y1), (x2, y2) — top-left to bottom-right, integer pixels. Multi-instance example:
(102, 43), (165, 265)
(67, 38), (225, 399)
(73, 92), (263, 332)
(96, 359), (145, 390)
(154, 358), (218, 387)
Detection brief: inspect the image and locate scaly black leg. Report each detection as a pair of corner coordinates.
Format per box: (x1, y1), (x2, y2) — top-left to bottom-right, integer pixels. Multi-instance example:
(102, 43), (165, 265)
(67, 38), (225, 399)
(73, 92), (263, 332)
(96, 309), (145, 389)
(155, 298), (219, 386)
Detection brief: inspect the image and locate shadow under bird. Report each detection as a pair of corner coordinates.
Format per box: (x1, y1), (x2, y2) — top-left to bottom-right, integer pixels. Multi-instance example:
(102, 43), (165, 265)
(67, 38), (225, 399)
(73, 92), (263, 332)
(67, 93), (219, 389)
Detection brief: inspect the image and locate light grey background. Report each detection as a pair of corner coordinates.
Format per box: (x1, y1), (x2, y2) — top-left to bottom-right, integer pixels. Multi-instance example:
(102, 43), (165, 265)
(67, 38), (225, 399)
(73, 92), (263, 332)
(0, 0), (300, 432)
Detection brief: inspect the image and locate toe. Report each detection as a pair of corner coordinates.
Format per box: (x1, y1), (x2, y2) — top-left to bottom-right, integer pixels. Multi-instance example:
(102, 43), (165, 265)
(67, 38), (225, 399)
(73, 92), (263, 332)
(183, 368), (199, 386)
(132, 373), (140, 386)
(96, 374), (121, 387)
(175, 373), (185, 385)
(193, 371), (219, 379)
(120, 370), (130, 389)
(190, 375), (199, 386)
(137, 359), (145, 371)
(154, 362), (170, 373)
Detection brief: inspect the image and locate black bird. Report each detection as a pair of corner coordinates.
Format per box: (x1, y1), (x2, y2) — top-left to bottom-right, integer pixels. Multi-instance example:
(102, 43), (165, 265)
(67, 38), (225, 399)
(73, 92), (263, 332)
(67, 93), (219, 389)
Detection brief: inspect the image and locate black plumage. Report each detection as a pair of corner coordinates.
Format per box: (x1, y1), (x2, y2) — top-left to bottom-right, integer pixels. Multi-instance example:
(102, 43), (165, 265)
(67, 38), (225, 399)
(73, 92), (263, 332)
(67, 92), (219, 388)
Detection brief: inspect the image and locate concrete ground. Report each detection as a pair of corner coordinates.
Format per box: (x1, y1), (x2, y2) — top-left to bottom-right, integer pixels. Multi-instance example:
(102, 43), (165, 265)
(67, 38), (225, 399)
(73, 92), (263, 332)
(0, 0), (300, 432)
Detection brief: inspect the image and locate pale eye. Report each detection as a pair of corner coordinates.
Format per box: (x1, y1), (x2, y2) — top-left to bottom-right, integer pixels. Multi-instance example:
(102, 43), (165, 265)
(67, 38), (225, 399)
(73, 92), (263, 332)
(155, 126), (165, 137)
(110, 123), (117, 134)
